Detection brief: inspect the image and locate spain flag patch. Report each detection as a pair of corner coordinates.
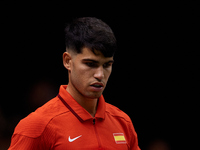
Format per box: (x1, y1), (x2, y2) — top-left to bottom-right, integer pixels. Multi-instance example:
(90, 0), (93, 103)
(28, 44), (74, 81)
(113, 133), (126, 144)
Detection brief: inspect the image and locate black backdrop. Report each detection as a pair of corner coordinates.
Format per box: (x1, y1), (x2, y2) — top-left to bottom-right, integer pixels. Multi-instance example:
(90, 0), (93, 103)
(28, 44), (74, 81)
(1, 3), (199, 150)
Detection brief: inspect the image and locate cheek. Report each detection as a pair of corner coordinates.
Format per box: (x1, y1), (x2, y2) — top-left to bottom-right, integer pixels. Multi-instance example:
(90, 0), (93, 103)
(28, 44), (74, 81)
(71, 64), (92, 86)
(104, 68), (112, 80)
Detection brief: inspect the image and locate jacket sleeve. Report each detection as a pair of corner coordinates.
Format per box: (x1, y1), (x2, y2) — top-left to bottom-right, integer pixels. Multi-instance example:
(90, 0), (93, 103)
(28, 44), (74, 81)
(8, 112), (55, 150)
(8, 125), (55, 150)
(8, 134), (43, 150)
(129, 121), (141, 150)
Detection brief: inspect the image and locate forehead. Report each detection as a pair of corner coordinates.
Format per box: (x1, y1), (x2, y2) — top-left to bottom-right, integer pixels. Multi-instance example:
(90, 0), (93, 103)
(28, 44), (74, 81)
(75, 47), (114, 62)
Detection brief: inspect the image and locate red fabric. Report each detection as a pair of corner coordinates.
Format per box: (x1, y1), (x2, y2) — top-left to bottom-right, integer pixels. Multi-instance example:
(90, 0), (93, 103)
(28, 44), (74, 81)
(9, 85), (140, 150)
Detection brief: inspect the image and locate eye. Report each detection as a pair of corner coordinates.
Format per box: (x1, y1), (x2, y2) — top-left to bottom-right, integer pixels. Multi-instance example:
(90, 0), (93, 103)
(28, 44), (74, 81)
(85, 62), (98, 68)
(103, 63), (112, 68)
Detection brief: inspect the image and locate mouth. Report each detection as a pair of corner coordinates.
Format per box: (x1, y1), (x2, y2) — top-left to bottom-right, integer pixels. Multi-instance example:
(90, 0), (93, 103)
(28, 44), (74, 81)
(90, 82), (104, 91)
(90, 82), (104, 87)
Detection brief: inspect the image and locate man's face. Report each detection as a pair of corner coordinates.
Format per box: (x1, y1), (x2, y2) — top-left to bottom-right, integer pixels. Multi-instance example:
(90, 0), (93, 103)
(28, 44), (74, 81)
(68, 47), (114, 99)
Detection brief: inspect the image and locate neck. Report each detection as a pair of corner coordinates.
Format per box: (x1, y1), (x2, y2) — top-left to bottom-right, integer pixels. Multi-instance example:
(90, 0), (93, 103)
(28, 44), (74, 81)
(66, 83), (98, 117)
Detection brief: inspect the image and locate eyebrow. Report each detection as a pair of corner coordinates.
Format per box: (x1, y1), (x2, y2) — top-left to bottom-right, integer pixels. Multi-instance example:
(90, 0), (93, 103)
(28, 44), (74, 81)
(82, 59), (114, 64)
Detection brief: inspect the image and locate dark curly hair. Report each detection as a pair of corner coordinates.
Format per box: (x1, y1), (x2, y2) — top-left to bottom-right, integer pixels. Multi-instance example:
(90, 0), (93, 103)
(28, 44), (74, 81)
(64, 17), (117, 57)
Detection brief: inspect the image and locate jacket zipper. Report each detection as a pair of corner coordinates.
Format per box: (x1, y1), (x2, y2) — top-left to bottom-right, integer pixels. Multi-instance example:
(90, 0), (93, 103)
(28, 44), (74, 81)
(93, 118), (102, 149)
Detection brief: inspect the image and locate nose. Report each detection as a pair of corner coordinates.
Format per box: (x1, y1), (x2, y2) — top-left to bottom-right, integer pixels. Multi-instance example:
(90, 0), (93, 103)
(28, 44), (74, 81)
(94, 66), (104, 81)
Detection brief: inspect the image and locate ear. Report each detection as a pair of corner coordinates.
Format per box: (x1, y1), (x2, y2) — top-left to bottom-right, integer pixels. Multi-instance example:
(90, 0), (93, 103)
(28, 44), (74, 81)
(63, 52), (72, 71)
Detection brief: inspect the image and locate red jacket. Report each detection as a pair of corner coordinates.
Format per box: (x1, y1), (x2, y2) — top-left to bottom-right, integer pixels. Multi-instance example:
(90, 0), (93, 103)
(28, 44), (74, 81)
(9, 85), (140, 150)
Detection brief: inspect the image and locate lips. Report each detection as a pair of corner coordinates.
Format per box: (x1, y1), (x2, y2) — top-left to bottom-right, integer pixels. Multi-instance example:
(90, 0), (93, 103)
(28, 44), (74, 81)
(90, 82), (104, 88)
(90, 82), (104, 91)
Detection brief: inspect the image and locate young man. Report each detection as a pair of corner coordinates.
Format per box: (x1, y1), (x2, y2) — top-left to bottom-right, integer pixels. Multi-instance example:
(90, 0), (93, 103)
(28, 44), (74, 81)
(9, 17), (140, 150)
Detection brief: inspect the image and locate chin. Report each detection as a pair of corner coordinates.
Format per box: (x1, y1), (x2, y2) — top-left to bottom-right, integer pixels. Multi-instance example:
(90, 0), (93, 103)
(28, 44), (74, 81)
(85, 92), (102, 100)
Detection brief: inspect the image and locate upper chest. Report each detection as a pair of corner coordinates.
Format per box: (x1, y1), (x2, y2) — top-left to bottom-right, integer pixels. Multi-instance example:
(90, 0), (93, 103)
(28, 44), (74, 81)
(50, 115), (130, 150)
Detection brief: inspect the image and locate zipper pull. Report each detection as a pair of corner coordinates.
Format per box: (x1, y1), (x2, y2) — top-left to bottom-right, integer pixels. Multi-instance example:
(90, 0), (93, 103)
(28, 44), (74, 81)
(93, 118), (96, 125)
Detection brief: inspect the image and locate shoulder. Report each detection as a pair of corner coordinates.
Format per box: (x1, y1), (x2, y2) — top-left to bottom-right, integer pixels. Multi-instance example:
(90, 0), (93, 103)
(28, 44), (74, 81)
(105, 102), (132, 123)
(13, 96), (68, 138)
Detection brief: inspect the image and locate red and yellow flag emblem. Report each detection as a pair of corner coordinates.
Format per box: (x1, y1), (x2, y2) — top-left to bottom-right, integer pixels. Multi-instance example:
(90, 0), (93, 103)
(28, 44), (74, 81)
(113, 133), (126, 144)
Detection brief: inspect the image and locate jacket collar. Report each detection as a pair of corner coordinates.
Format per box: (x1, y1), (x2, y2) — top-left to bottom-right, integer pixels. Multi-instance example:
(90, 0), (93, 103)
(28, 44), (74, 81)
(58, 85), (105, 122)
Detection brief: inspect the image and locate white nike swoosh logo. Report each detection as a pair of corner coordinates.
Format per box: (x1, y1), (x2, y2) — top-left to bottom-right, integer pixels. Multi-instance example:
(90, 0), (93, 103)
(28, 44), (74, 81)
(68, 135), (82, 142)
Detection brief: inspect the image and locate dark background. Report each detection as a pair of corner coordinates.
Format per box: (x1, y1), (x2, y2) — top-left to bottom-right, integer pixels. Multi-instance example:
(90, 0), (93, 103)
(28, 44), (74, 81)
(1, 3), (199, 150)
